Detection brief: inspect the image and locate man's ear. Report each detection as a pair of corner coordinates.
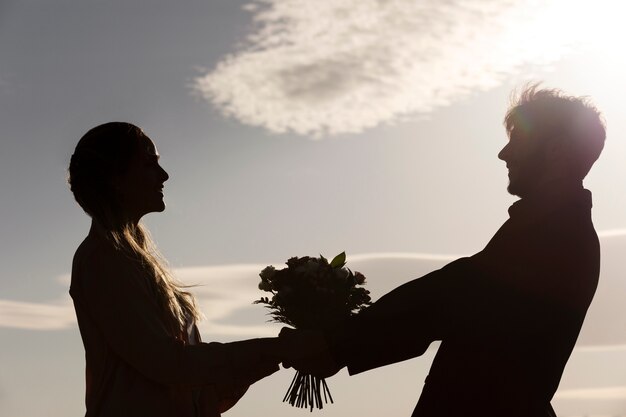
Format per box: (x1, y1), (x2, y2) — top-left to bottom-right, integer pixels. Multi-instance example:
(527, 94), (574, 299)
(546, 135), (575, 171)
(545, 134), (564, 159)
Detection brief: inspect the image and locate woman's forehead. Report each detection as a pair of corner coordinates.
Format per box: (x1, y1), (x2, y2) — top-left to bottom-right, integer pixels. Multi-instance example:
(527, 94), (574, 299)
(138, 134), (159, 156)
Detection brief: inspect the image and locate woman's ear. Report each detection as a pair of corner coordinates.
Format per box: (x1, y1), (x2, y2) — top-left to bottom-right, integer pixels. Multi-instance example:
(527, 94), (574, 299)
(109, 173), (128, 199)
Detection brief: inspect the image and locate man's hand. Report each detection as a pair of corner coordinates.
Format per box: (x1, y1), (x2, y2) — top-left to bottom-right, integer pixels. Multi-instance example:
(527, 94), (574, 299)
(279, 327), (343, 378)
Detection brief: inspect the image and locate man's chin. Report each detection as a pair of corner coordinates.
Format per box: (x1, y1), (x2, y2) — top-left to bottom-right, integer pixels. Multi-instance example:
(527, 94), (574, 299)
(507, 182), (523, 198)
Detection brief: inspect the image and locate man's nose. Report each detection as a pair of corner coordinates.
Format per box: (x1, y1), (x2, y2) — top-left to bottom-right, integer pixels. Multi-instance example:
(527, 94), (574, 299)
(498, 143), (510, 161)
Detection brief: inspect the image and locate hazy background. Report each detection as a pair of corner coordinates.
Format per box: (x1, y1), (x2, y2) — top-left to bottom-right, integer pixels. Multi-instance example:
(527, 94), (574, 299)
(1, 1), (625, 416)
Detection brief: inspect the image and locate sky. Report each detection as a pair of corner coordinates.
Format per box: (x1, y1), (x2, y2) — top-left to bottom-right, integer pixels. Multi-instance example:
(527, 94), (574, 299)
(1, 0), (626, 416)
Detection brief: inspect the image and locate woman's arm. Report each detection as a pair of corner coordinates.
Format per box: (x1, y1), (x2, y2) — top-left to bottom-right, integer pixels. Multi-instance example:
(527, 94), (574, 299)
(75, 242), (279, 387)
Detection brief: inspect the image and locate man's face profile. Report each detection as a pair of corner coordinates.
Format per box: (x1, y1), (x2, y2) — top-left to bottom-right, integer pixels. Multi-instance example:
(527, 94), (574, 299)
(498, 127), (546, 198)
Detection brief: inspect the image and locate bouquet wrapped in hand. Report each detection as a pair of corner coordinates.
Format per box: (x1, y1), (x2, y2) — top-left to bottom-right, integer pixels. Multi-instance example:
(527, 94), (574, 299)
(255, 252), (371, 411)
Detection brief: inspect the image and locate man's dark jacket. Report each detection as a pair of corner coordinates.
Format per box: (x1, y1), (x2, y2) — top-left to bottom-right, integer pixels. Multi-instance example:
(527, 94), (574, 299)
(331, 187), (599, 417)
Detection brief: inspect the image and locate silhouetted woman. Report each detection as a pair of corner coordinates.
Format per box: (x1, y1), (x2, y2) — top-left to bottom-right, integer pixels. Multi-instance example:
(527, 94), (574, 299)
(68, 122), (280, 417)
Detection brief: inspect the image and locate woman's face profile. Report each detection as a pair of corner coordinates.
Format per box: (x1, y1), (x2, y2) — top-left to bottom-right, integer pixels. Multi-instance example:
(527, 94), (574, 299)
(115, 134), (170, 221)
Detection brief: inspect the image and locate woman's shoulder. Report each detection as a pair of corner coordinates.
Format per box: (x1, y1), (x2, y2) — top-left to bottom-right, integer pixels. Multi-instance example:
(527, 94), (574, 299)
(73, 233), (116, 269)
(70, 233), (138, 294)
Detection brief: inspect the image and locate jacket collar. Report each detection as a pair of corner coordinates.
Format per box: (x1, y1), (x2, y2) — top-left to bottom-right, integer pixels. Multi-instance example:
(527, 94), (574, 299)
(508, 183), (592, 220)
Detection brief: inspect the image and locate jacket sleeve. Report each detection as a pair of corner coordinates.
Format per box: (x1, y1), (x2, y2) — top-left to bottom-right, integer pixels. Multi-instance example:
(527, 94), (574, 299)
(331, 257), (475, 375)
(74, 243), (275, 387)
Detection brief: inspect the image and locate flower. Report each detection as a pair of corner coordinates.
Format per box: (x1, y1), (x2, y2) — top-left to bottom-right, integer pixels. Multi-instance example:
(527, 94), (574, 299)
(255, 252), (370, 328)
(258, 280), (273, 291)
(255, 252), (371, 411)
(260, 265), (276, 281)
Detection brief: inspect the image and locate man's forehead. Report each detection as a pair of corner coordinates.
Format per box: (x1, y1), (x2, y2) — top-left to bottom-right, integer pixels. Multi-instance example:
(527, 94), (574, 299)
(508, 126), (528, 140)
(507, 106), (535, 137)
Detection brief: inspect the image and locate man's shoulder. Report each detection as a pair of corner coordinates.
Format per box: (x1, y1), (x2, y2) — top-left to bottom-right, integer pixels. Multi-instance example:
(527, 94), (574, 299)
(539, 201), (599, 255)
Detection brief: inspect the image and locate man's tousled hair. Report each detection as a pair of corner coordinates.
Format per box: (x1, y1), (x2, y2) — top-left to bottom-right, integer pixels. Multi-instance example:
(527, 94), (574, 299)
(504, 83), (606, 179)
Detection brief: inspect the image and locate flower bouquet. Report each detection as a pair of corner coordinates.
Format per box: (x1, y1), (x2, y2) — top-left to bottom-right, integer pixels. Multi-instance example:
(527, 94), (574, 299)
(255, 252), (371, 411)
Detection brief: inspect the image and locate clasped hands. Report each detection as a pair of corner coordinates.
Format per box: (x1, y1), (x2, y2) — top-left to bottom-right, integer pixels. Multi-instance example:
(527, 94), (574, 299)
(239, 328), (343, 385)
(277, 327), (343, 378)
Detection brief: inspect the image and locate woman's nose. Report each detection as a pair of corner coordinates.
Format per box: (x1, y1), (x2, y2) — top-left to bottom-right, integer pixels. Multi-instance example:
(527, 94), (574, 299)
(160, 165), (170, 182)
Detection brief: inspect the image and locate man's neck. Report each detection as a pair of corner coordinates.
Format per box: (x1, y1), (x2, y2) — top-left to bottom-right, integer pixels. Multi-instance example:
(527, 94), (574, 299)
(521, 178), (583, 201)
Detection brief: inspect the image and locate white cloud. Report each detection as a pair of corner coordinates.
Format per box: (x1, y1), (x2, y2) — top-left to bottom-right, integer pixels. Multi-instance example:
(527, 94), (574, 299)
(175, 264), (280, 338)
(0, 255), (451, 335)
(192, 0), (603, 137)
(555, 386), (626, 400)
(574, 345), (626, 353)
(2, 237), (624, 345)
(0, 298), (75, 331)
(598, 228), (626, 238)
(0, 265), (278, 336)
(349, 252), (458, 262)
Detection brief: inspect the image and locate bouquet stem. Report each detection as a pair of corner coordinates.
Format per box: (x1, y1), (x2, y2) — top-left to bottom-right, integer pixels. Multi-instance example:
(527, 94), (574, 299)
(283, 371), (334, 411)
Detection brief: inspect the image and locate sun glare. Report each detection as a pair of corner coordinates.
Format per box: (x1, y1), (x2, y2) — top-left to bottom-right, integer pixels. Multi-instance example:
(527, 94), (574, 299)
(507, 0), (626, 67)
(546, 0), (626, 64)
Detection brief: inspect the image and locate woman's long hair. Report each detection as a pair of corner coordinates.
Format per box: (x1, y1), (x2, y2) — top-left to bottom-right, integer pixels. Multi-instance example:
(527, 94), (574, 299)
(68, 122), (200, 337)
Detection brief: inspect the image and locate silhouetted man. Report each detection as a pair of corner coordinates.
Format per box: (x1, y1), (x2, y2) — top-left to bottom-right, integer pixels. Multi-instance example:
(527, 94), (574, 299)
(281, 85), (606, 417)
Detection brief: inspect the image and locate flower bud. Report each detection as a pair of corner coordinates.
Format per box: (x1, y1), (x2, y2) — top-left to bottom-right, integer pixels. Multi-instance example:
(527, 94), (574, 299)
(259, 265), (276, 281)
(258, 280), (273, 291)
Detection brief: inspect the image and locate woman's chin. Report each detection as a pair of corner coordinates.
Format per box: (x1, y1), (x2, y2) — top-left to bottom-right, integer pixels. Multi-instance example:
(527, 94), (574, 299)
(144, 201), (167, 215)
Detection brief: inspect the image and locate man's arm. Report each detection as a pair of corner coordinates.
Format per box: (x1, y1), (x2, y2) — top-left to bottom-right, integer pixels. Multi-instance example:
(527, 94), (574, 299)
(281, 257), (475, 376)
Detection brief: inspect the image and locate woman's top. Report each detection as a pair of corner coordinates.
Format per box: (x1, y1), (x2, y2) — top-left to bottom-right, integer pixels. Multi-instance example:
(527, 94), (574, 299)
(70, 234), (275, 417)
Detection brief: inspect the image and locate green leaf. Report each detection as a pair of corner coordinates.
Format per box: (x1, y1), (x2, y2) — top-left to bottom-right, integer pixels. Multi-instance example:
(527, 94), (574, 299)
(330, 251), (346, 268)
